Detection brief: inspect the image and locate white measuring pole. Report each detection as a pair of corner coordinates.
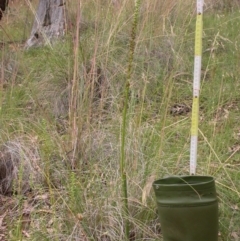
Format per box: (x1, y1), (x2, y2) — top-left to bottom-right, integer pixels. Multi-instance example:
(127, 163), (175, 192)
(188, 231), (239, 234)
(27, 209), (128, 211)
(190, 0), (204, 175)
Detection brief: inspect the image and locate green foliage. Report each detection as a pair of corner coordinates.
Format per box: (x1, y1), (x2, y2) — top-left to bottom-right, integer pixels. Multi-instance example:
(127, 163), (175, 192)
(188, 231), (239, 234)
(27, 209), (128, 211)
(0, 1), (240, 240)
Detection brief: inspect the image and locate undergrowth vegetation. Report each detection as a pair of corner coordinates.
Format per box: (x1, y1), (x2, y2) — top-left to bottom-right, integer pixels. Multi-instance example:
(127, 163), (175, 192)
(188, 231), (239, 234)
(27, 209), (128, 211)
(0, 0), (240, 240)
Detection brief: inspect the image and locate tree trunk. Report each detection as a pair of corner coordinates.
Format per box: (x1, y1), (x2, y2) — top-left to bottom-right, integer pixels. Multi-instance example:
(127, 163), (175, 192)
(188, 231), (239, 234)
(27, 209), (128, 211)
(25, 0), (66, 49)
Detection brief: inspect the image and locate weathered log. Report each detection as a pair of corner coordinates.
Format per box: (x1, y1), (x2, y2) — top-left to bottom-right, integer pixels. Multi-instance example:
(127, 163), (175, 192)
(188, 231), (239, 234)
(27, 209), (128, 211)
(0, 0), (8, 20)
(25, 0), (66, 49)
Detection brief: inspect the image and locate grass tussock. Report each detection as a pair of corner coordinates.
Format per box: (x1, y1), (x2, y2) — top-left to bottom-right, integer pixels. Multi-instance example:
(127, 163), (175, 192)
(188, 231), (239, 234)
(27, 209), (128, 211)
(0, 0), (240, 240)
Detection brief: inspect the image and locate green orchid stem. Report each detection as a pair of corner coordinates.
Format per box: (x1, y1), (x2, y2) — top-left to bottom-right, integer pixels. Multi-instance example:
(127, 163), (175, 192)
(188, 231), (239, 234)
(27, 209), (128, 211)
(120, 0), (141, 239)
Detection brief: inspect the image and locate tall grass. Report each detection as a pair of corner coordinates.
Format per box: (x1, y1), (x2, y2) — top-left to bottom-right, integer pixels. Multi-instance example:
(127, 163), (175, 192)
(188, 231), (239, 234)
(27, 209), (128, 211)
(69, 0), (81, 168)
(0, 0), (240, 240)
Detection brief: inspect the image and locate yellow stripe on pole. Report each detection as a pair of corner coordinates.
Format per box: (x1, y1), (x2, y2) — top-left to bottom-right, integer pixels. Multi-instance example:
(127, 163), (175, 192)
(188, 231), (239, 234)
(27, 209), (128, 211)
(195, 14), (203, 56)
(191, 97), (199, 136)
(190, 0), (203, 175)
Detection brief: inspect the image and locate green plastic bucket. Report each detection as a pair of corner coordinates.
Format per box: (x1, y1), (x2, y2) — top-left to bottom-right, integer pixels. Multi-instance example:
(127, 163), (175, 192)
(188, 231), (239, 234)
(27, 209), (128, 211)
(152, 175), (218, 241)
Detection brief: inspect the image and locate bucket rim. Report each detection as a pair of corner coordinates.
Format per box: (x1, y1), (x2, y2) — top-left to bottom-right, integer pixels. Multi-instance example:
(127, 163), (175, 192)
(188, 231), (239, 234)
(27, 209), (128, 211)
(153, 175), (216, 191)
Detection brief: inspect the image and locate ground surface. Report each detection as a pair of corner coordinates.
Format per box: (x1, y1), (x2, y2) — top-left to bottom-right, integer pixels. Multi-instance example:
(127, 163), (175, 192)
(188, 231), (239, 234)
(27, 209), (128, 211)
(0, 0), (240, 240)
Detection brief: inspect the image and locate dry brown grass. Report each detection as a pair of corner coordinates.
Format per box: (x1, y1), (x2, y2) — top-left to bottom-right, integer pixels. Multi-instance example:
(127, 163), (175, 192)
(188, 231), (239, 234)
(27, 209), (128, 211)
(0, 0), (240, 240)
(0, 136), (43, 195)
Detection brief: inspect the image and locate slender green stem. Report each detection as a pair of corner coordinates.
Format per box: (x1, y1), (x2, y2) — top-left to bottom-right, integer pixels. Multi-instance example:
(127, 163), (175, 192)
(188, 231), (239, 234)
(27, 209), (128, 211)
(120, 0), (141, 239)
